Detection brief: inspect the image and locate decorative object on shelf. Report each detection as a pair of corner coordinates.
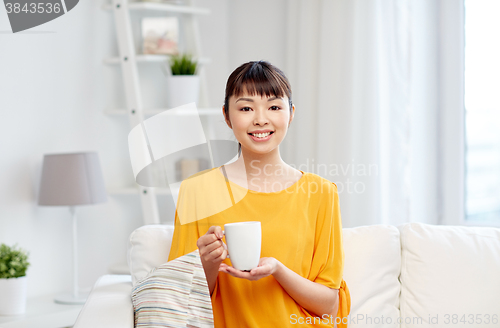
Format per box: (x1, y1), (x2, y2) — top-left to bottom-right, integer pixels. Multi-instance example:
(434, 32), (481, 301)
(169, 53), (197, 75)
(0, 244), (30, 315)
(38, 152), (107, 305)
(142, 17), (179, 55)
(163, 53), (200, 108)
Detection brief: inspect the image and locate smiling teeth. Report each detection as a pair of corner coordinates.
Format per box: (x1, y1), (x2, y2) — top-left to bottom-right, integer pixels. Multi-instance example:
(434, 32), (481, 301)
(252, 132), (271, 138)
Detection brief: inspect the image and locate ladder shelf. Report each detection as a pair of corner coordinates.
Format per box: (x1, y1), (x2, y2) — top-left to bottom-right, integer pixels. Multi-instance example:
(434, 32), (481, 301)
(104, 0), (211, 225)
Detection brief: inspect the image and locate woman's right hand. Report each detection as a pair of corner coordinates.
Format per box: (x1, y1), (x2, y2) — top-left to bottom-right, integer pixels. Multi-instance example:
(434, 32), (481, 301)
(197, 225), (228, 265)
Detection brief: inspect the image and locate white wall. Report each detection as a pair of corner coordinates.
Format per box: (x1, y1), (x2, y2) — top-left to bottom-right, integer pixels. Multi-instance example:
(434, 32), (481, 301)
(226, 0), (287, 71)
(0, 0), (288, 297)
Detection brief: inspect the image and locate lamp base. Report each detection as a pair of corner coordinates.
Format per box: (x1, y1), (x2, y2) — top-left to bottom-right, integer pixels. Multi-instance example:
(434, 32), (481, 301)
(54, 292), (88, 305)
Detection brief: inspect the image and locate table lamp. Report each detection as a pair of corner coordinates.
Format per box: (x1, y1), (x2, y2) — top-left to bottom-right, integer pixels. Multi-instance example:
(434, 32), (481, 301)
(38, 152), (107, 305)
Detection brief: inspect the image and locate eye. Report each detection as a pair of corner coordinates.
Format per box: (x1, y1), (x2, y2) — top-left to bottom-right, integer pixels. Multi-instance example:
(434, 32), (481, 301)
(240, 107), (252, 112)
(270, 106), (281, 111)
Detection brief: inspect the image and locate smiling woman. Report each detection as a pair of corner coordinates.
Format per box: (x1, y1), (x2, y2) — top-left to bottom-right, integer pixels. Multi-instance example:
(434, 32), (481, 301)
(168, 61), (351, 328)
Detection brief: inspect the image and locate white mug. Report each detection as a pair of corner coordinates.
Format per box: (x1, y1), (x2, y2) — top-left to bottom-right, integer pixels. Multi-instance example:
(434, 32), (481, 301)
(224, 221), (261, 271)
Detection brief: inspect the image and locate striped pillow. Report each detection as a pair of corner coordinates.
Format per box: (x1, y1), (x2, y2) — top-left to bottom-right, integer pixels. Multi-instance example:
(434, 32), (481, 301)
(131, 250), (214, 327)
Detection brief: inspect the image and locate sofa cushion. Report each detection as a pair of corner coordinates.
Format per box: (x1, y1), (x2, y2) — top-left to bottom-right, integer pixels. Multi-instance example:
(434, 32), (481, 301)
(342, 225), (401, 327)
(127, 225), (174, 286)
(399, 222), (500, 328)
(131, 250), (214, 328)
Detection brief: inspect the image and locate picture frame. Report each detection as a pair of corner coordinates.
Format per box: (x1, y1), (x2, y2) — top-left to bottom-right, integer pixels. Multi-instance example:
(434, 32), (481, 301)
(142, 17), (179, 55)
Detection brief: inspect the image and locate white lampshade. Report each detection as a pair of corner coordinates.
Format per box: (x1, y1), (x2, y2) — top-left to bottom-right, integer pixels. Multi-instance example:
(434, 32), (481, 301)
(38, 152), (107, 206)
(127, 102), (238, 189)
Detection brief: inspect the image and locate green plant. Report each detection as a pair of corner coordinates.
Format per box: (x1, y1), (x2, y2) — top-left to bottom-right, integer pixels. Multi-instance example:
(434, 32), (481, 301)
(0, 244), (30, 279)
(169, 54), (198, 75)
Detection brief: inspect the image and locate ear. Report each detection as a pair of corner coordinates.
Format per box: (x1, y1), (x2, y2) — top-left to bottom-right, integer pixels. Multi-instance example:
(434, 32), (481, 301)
(222, 105), (232, 129)
(288, 104), (295, 126)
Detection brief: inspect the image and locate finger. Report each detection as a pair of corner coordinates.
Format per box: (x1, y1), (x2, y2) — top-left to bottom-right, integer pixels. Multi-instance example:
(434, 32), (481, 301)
(206, 226), (224, 239)
(198, 233), (220, 249)
(199, 240), (224, 262)
(218, 263), (235, 275)
(206, 226), (217, 235)
(213, 226), (224, 239)
(249, 267), (259, 275)
(203, 239), (224, 254)
(220, 268), (234, 276)
(221, 266), (262, 280)
(222, 242), (229, 257)
(250, 266), (266, 276)
(230, 270), (253, 279)
(224, 266), (244, 278)
(218, 263), (229, 273)
(213, 247), (227, 263)
(206, 245), (225, 263)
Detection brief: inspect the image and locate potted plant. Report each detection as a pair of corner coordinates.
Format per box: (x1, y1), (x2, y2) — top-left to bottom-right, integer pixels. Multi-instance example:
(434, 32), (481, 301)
(0, 244), (30, 315)
(163, 53), (200, 108)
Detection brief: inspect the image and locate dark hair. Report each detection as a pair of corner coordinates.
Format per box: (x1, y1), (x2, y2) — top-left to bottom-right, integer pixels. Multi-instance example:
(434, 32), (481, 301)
(223, 61), (293, 157)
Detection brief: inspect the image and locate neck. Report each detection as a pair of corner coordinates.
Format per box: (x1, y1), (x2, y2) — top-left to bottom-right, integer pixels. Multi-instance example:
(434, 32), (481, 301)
(233, 146), (290, 178)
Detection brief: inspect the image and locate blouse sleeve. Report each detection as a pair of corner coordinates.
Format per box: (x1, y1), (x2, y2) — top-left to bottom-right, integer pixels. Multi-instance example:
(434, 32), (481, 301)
(308, 182), (351, 326)
(309, 182), (344, 290)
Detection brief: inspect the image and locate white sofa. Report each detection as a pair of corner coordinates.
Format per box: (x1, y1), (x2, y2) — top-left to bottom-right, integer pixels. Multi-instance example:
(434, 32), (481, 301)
(74, 223), (500, 328)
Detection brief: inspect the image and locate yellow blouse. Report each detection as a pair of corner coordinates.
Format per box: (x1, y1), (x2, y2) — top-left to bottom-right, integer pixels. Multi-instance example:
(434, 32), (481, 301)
(168, 166), (350, 327)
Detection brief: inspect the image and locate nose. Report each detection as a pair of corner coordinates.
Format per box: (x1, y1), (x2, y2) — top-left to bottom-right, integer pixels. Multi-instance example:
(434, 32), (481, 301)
(253, 108), (269, 126)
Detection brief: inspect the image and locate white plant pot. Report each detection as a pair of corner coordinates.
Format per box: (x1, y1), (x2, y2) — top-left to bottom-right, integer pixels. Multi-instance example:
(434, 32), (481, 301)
(0, 276), (28, 315)
(166, 75), (200, 108)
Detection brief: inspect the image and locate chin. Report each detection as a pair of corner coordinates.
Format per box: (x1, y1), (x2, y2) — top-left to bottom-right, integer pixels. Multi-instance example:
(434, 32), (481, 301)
(245, 146), (277, 155)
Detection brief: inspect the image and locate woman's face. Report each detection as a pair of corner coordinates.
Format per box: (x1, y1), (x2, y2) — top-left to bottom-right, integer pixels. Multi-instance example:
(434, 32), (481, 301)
(224, 88), (294, 156)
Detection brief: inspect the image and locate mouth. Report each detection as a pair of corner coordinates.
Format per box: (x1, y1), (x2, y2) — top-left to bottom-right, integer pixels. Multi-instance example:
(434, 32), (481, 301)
(248, 131), (274, 141)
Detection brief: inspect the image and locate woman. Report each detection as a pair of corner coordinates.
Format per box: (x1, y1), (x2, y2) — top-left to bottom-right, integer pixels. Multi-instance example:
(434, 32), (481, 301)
(168, 60), (350, 327)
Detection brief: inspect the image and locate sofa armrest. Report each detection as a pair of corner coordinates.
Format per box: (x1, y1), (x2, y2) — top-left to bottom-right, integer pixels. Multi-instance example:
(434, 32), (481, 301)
(73, 275), (134, 328)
